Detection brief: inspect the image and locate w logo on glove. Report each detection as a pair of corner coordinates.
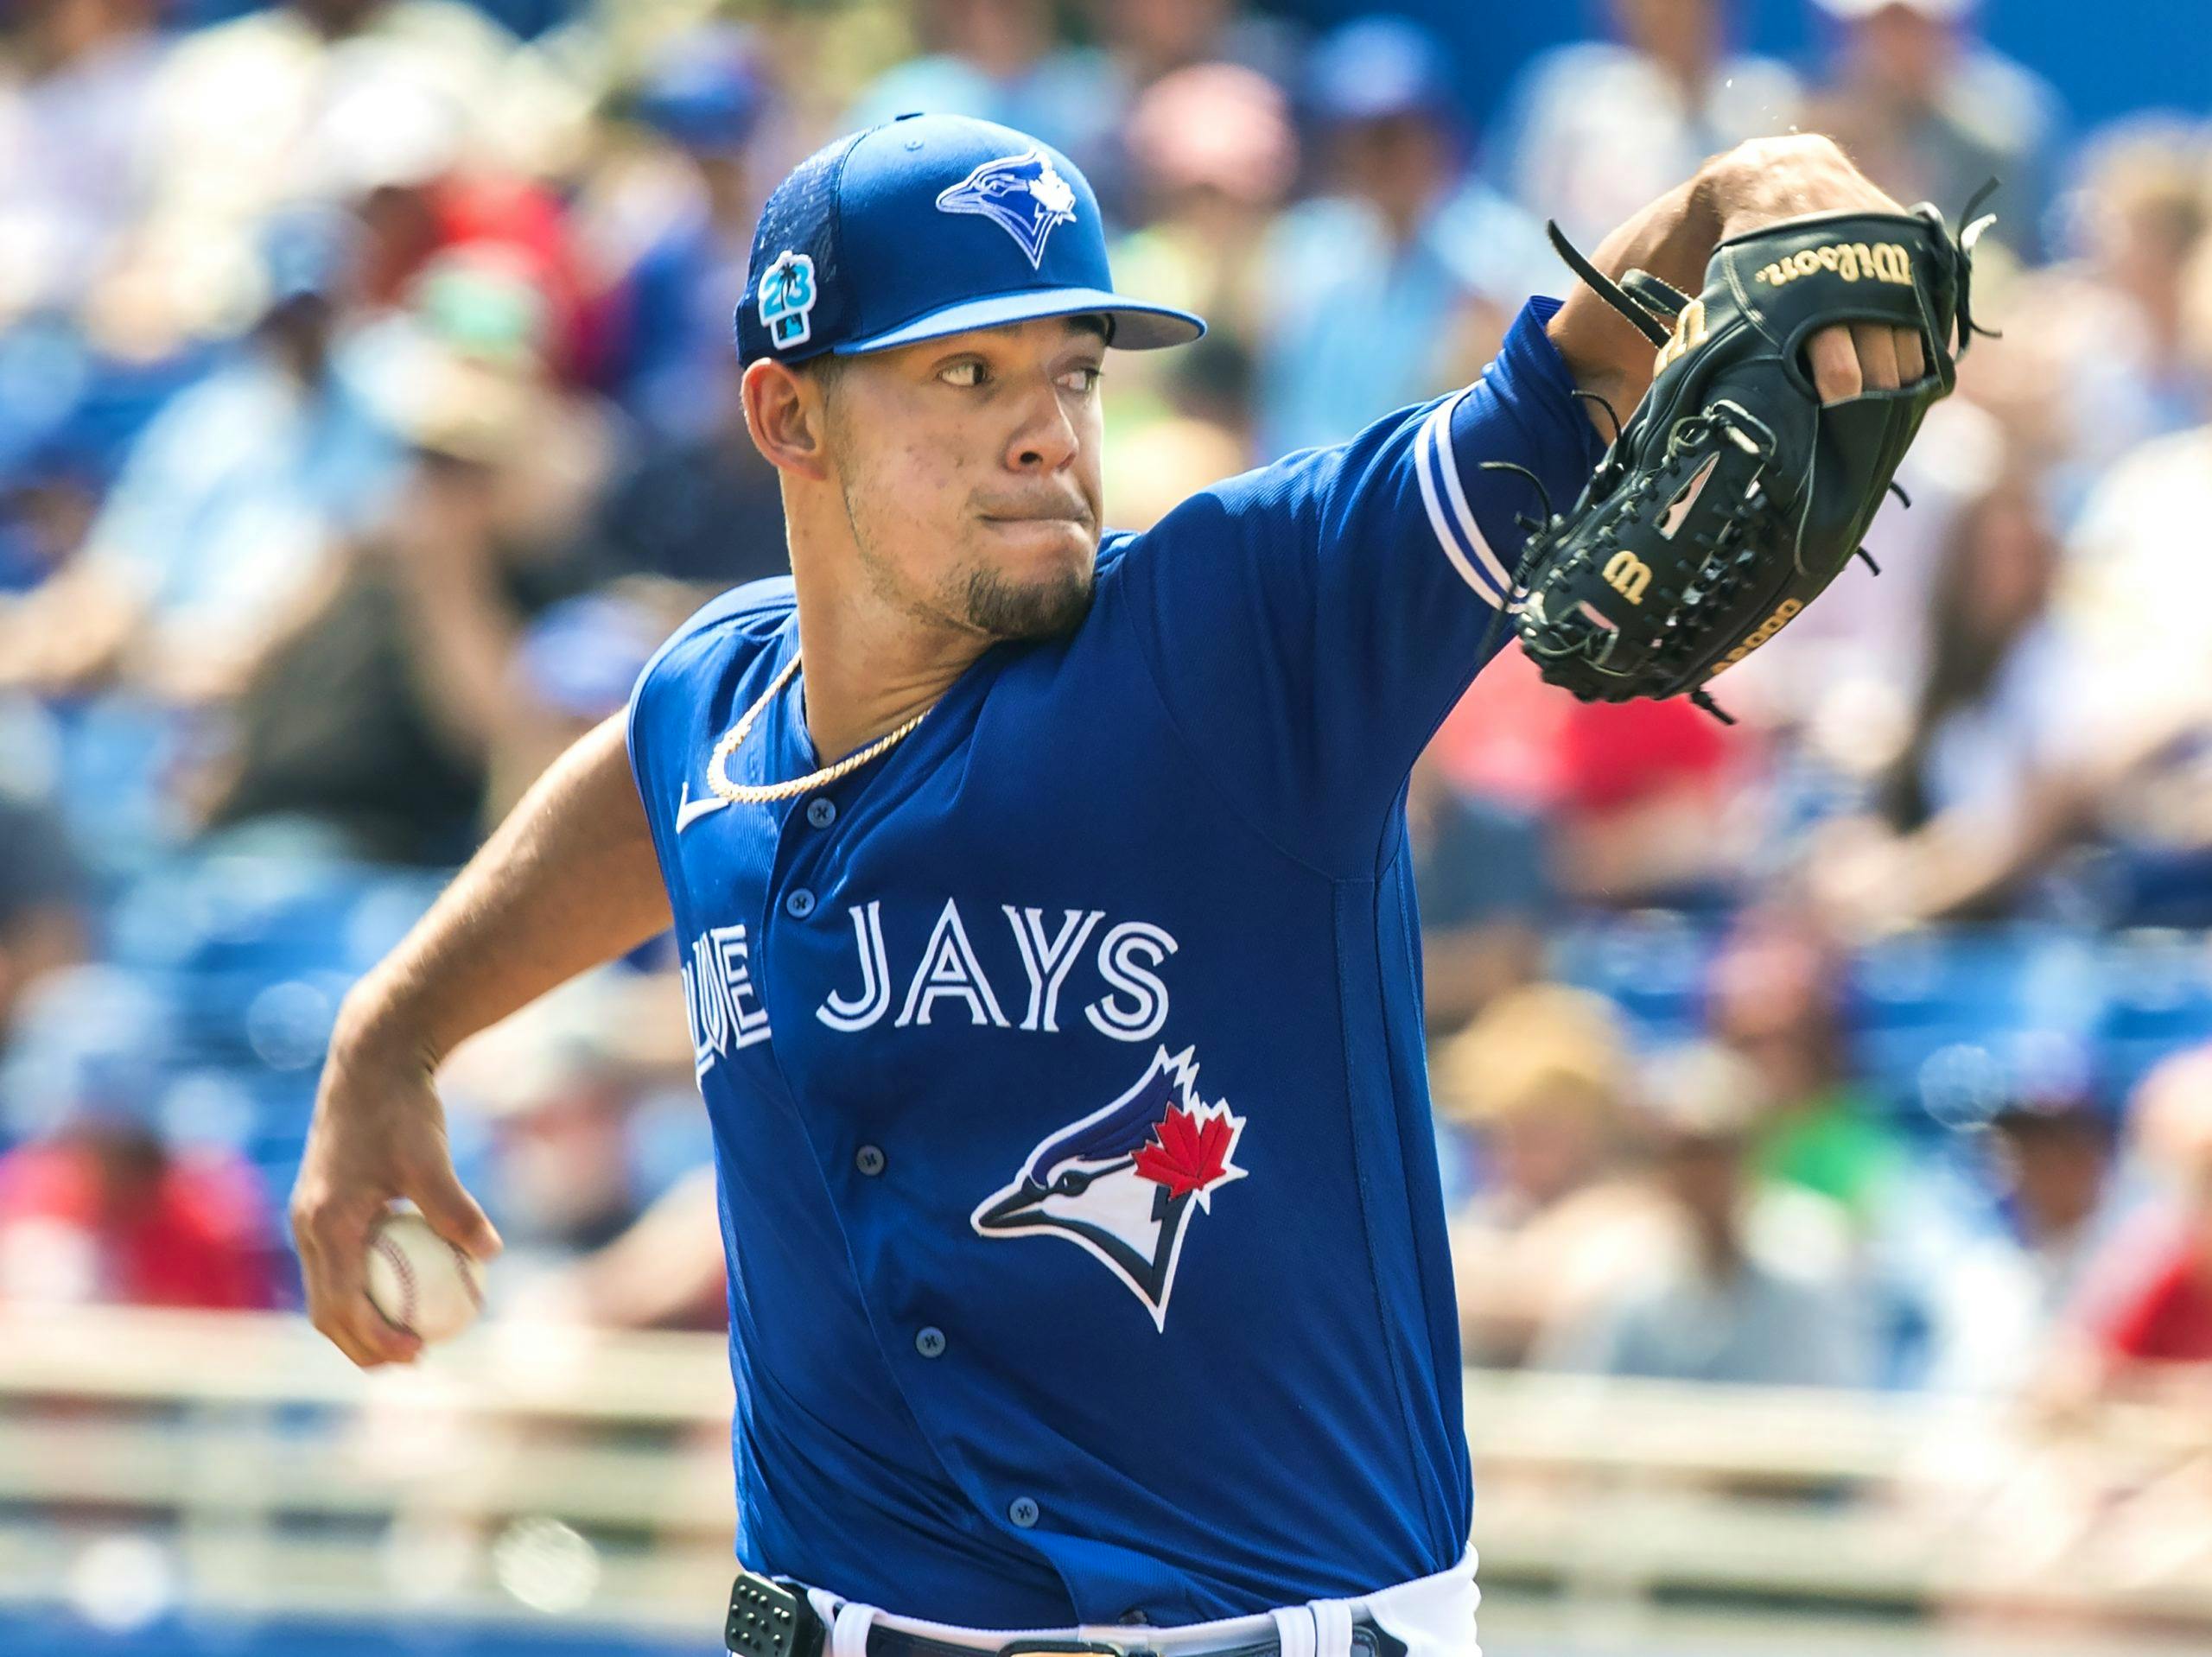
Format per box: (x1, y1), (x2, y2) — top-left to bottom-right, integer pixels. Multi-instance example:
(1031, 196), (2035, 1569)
(1603, 550), (1653, 605)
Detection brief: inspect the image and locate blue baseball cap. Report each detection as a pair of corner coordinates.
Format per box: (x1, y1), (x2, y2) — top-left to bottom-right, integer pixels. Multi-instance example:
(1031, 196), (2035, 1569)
(734, 112), (1204, 368)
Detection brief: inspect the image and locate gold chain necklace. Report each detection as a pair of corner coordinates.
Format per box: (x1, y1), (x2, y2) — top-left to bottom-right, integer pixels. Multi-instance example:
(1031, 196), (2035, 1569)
(705, 651), (931, 805)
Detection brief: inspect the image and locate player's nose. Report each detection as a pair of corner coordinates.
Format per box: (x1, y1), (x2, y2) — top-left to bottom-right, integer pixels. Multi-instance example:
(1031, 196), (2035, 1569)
(1005, 378), (1082, 473)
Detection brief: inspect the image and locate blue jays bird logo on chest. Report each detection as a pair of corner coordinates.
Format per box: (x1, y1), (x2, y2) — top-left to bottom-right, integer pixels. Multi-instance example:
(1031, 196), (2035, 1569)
(971, 1045), (1247, 1330)
(934, 149), (1080, 270)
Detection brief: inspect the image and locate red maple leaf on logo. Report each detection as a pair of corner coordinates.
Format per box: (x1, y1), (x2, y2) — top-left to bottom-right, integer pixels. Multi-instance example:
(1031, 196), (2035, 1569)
(1133, 1105), (1243, 1201)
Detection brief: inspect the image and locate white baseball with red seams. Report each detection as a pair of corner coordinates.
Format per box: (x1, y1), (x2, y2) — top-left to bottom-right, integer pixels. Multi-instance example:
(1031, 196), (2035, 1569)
(364, 1208), (486, 1343)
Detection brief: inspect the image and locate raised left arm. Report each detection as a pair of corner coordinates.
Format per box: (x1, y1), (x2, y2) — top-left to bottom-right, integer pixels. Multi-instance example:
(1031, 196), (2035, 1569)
(1547, 135), (1928, 431)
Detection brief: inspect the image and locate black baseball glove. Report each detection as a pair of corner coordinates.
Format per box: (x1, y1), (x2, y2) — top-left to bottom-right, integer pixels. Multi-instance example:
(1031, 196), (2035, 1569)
(1503, 192), (1993, 719)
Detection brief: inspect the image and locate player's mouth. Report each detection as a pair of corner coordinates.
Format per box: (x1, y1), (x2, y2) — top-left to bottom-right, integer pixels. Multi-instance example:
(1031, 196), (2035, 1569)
(977, 509), (1097, 559)
(976, 487), (1094, 524)
(978, 508), (1093, 530)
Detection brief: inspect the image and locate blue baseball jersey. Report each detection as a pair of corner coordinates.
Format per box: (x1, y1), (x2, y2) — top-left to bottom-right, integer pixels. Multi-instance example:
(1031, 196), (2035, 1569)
(626, 297), (1602, 1628)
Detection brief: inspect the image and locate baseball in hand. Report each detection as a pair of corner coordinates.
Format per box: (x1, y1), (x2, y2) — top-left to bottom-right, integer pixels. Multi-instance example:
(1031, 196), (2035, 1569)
(365, 1207), (486, 1344)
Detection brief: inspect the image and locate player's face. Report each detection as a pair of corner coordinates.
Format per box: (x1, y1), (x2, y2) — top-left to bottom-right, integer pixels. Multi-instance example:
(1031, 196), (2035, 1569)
(825, 317), (1108, 641)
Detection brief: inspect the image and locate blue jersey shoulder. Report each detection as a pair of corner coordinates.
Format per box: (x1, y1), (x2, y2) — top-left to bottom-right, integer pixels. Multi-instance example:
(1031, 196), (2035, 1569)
(1104, 295), (1592, 570)
(649, 576), (796, 669)
(1083, 297), (1599, 873)
(626, 576), (796, 789)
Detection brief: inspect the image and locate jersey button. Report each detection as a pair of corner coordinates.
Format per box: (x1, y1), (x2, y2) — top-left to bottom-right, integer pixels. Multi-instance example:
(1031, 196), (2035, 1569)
(805, 798), (836, 829)
(914, 1326), (946, 1359)
(1007, 1496), (1039, 1529)
(784, 888), (816, 918)
(855, 1145), (887, 1177)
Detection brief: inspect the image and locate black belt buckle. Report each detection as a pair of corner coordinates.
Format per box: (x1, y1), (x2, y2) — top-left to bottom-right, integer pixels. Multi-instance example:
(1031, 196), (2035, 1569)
(726, 1568), (825, 1657)
(1001, 1645), (1143, 1657)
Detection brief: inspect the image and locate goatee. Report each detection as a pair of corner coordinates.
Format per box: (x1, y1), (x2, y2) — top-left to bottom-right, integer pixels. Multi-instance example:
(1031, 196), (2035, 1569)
(964, 563), (1095, 641)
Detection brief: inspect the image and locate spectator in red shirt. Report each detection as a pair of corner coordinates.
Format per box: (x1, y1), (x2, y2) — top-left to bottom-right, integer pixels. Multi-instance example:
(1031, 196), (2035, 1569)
(306, 67), (599, 383)
(0, 968), (280, 1311)
(2099, 1246), (2212, 1367)
(2073, 1046), (2212, 1374)
(1429, 647), (1750, 907)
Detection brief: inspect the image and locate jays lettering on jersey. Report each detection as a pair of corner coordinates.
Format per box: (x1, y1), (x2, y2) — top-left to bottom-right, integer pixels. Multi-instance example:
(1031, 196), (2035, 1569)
(626, 297), (1602, 1629)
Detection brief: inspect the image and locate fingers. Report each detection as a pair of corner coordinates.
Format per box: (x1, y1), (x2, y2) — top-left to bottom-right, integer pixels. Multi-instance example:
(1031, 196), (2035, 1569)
(1806, 326), (1862, 403)
(410, 1159), (505, 1264)
(292, 1182), (422, 1368)
(1850, 322), (1902, 391)
(1811, 323), (1931, 403)
(290, 1047), (488, 1371)
(1895, 327), (1927, 384)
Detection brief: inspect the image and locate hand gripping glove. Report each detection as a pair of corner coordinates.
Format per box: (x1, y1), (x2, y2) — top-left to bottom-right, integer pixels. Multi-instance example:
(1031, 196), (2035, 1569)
(1503, 189), (1993, 719)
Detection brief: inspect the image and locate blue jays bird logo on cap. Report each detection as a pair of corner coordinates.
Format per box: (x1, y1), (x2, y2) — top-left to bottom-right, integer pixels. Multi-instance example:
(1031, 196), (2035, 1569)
(971, 1045), (1247, 1330)
(934, 149), (1079, 270)
(758, 250), (817, 349)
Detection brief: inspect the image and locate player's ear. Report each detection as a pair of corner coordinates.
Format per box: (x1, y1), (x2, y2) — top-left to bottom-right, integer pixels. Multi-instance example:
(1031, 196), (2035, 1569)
(742, 358), (835, 483)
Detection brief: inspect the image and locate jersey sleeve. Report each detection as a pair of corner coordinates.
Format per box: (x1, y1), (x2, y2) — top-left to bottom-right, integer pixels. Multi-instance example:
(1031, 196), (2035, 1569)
(624, 576), (795, 855)
(1114, 295), (1605, 874)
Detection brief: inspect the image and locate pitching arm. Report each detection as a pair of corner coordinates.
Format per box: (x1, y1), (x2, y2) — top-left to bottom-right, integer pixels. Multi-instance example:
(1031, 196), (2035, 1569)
(292, 714), (671, 1369)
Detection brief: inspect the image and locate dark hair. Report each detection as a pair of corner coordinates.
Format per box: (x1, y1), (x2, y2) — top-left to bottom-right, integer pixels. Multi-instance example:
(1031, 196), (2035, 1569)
(1876, 474), (2056, 830)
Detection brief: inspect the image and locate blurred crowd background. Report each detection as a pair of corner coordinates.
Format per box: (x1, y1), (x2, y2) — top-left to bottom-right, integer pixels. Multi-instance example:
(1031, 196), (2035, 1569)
(3, 0), (2212, 1458)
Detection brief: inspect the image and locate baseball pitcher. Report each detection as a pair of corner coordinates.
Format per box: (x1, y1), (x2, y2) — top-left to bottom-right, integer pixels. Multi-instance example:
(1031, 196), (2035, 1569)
(293, 113), (1976, 1657)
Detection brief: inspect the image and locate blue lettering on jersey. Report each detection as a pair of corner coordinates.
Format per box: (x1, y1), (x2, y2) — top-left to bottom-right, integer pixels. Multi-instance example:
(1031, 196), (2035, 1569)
(625, 297), (1604, 1629)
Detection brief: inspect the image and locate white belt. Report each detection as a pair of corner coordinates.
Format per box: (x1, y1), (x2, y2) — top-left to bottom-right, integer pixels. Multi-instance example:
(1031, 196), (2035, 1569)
(801, 1544), (1479, 1657)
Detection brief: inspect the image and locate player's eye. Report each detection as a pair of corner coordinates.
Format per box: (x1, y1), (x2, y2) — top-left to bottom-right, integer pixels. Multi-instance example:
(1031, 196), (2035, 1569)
(939, 360), (988, 389)
(1058, 365), (1103, 395)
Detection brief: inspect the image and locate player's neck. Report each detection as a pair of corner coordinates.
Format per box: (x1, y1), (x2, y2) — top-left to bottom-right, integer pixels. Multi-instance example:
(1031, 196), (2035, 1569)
(788, 566), (988, 765)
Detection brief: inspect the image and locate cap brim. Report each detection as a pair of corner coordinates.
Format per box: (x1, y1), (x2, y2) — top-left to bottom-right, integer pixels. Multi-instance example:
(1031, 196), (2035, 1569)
(837, 287), (1205, 355)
